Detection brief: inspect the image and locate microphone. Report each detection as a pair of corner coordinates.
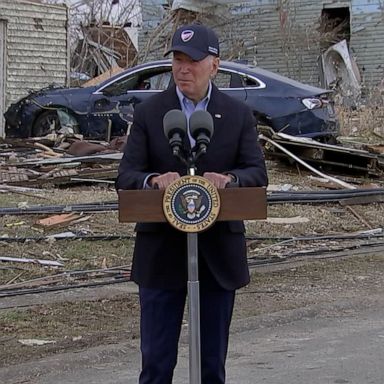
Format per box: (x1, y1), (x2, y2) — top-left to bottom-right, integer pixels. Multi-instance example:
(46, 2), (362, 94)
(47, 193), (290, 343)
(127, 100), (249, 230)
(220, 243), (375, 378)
(163, 109), (187, 157)
(189, 110), (214, 155)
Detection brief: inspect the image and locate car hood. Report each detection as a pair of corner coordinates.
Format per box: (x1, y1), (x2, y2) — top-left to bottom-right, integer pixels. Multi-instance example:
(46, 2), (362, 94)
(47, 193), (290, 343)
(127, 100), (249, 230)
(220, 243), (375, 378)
(26, 85), (97, 112)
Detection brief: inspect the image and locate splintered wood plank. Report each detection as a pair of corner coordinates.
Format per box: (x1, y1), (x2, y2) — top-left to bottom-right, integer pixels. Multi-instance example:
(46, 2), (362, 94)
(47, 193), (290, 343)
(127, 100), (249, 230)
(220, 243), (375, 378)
(35, 213), (81, 228)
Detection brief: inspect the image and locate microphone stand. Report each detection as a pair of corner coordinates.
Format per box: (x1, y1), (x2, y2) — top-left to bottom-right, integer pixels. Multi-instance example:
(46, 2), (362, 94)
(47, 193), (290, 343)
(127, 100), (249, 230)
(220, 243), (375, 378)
(168, 123), (211, 384)
(164, 109), (213, 383)
(186, 164), (201, 384)
(183, 149), (206, 384)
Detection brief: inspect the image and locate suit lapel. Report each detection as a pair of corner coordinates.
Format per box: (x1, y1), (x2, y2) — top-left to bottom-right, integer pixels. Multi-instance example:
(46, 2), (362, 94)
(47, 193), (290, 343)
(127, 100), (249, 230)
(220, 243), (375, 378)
(160, 85), (182, 111)
(207, 84), (225, 142)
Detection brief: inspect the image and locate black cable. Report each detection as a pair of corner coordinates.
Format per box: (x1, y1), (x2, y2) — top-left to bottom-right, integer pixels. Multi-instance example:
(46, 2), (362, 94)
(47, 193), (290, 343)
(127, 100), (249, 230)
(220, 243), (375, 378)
(246, 231), (384, 242)
(2, 188), (384, 216)
(0, 201), (118, 216)
(0, 277), (132, 298)
(0, 234), (135, 242)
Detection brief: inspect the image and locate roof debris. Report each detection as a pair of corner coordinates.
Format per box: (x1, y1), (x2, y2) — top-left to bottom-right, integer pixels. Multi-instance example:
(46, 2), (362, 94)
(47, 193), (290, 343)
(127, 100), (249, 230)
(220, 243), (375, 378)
(261, 131), (384, 178)
(0, 136), (124, 187)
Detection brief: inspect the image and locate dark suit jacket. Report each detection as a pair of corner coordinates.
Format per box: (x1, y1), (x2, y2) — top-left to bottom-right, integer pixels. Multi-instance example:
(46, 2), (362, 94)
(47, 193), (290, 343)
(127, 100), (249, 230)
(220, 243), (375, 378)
(116, 84), (268, 290)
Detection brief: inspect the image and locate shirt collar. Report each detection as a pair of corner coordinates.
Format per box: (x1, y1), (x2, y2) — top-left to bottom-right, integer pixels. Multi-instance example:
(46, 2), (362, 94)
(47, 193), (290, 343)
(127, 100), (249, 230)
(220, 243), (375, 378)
(176, 81), (212, 110)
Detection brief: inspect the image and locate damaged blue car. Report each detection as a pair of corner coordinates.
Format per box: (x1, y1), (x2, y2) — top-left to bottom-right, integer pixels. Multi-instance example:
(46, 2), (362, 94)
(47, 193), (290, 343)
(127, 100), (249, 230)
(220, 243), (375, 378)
(4, 60), (339, 141)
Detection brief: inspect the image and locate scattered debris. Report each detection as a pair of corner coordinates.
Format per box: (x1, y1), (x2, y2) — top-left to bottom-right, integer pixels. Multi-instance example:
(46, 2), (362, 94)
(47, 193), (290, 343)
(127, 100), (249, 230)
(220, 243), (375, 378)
(263, 216), (310, 224)
(35, 213), (82, 229)
(4, 221), (26, 228)
(344, 205), (373, 229)
(0, 266), (132, 298)
(264, 132), (384, 177)
(247, 227), (384, 266)
(320, 39), (361, 105)
(0, 136), (124, 187)
(0, 257), (64, 267)
(82, 65), (124, 87)
(18, 339), (56, 346)
(5, 271), (26, 286)
(261, 133), (357, 189)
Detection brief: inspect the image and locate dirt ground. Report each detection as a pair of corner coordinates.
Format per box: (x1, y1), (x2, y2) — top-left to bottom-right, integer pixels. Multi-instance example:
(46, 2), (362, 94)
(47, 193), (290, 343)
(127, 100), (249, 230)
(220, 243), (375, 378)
(1, 158), (384, 370)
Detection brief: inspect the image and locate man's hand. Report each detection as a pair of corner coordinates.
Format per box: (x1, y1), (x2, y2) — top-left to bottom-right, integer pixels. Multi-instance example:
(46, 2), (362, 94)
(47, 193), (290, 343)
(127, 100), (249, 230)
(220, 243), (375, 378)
(149, 172), (181, 189)
(203, 172), (232, 189)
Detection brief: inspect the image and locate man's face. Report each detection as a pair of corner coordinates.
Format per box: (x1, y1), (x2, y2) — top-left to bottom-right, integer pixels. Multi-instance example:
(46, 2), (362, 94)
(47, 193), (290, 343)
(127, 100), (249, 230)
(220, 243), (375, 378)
(172, 51), (219, 103)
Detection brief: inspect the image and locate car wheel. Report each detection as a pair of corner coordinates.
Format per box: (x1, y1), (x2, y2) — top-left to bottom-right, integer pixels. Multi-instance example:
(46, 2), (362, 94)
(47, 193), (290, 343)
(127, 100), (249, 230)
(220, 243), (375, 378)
(32, 110), (61, 137)
(32, 110), (79, 137)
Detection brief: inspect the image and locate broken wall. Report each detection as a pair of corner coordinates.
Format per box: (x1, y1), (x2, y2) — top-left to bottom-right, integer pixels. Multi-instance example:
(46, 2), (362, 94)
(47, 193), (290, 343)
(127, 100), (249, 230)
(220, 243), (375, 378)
(349, 1), (384, 90)
(138, 0), (384, 90)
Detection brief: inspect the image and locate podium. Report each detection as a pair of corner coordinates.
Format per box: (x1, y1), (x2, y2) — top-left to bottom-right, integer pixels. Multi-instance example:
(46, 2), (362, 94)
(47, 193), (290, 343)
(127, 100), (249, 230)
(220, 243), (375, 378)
(118, 185), (267, 384)
(118, 187), (267, 223)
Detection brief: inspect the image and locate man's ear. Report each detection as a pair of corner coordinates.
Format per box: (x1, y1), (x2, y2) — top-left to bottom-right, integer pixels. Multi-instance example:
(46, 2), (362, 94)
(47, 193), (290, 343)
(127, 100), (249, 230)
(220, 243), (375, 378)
(211, 57), (220, 76)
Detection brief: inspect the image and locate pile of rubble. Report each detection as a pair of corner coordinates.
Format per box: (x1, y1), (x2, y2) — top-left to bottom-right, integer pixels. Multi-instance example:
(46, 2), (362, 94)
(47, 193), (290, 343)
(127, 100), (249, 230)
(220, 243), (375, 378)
(0, 136), (127, 188)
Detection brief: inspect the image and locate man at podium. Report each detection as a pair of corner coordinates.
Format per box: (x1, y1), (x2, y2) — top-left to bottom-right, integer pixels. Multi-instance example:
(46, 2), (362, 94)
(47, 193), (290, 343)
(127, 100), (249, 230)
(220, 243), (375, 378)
(116, 23), (268, 384)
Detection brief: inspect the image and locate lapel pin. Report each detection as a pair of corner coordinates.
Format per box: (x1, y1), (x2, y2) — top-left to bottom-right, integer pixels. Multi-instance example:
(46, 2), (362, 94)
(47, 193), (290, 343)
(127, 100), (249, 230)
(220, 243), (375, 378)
(214, 114), (222, 118)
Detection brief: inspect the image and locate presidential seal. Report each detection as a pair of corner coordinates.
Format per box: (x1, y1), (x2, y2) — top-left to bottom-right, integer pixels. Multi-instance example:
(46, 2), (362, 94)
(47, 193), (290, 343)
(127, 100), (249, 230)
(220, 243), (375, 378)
(163, 175), (221, 233)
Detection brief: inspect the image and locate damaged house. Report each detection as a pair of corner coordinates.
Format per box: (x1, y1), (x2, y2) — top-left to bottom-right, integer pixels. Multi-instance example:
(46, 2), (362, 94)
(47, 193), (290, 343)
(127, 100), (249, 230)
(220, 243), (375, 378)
(0, 0), (69, 136)
(139, 0), (384, 103)
(71, 23), (138, 84)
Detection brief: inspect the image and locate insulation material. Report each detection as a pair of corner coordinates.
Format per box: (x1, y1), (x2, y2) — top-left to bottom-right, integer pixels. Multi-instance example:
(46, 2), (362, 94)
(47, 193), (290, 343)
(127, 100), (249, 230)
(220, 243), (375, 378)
(321, 40), (361, 104)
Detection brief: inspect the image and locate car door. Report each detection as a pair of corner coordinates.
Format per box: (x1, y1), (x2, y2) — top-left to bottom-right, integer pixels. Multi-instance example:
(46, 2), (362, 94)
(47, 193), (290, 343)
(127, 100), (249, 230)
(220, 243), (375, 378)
(88, 65), (173, 139)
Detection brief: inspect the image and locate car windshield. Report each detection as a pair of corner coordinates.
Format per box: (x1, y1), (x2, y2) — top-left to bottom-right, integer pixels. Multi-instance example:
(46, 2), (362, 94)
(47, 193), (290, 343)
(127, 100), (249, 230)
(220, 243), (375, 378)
(100, 67), (173, 96)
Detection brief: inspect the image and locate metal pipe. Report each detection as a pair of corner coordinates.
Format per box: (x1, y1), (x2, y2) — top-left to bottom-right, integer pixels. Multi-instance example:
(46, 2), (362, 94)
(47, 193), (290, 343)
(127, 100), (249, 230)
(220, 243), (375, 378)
(187, 165), (201, 384)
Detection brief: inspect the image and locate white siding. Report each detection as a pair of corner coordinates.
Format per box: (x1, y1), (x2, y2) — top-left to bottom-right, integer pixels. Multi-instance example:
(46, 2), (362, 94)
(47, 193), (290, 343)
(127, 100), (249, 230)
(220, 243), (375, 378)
(350, 1), (384, 87)
(0, 0), (68, 107)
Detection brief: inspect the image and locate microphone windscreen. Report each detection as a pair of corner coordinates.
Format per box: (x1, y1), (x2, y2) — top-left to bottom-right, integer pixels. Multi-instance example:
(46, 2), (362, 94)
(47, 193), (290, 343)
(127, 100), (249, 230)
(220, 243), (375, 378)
(189, 110), (214, 139)
(163, 109), (187, 138)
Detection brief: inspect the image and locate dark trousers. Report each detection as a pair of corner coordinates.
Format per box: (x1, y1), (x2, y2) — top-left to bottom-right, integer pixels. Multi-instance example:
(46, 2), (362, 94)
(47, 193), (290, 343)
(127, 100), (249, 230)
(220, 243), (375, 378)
(138, 286), (235, 384)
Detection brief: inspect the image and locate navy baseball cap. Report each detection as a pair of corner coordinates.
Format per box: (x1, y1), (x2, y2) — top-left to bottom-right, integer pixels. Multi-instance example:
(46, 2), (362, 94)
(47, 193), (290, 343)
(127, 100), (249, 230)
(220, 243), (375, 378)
(164, 24), (220, 61)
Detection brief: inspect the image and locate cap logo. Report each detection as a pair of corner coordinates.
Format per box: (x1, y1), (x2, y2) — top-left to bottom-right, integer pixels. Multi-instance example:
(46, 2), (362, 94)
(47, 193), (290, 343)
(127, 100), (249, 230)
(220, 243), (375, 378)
(181, 30), (194, 42)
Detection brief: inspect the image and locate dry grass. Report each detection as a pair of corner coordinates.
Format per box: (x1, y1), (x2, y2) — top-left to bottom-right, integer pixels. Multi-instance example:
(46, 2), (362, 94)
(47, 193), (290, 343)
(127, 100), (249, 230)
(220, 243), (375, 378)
(0, 185), (136, 286)
(336, 85), (384, 141)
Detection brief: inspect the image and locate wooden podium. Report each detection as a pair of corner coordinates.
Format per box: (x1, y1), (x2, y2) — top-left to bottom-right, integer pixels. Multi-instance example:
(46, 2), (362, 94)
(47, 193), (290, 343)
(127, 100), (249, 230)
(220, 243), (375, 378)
(118, 187), (267, 223)
(118, 185), (267, 384)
